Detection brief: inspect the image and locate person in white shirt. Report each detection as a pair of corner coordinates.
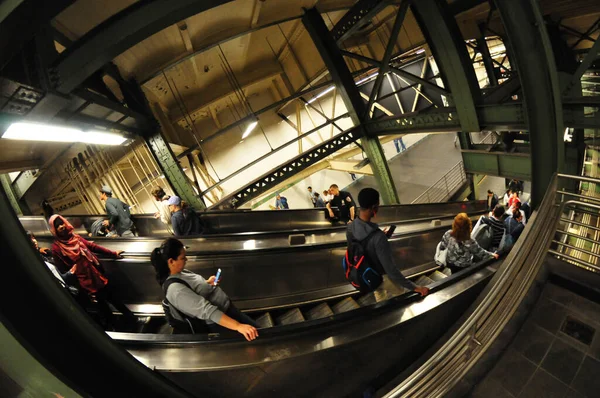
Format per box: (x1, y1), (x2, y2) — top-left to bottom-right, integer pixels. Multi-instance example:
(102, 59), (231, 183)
(151, 186), (173, 233)
(307, 186), (317, 207)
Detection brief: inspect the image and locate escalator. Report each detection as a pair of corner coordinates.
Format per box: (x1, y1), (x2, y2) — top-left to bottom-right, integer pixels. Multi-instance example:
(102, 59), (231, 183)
(31, 212), (486, 309)
(126, 265), (453, 334)
(110, 258), (501, 398)
(20, 200), (486, 238)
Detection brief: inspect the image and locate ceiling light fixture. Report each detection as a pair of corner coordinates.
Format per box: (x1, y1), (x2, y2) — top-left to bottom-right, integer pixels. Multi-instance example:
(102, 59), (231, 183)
(356, 72), (379, 85)
(415, 49), (425, 55)
(2, 122), (127, 145)
(307, 86), (336, 104)
(242, 121), (258, 139)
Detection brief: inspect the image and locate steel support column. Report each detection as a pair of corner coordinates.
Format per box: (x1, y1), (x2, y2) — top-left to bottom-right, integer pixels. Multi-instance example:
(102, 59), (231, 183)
(410, 0), (481, 132)
(118, 79), (206, 210)
(302, 7), (399, 204)
(494, 0), (564, 205)
(0, 174), (22, 215)
(476, 33), (498, 87)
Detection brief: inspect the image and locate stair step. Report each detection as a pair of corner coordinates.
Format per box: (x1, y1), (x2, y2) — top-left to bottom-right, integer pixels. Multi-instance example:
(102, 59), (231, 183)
(305, 303), (334, 320)
(357, 292), (377, 307)
(332, 297), (360, 314)
(415, 275), (435, 286)
(255, 312), (275, 329)
(441, 267), (452, 276)
(429, 270), (448, 281)
(379, 276), (410, 296)
(276, 308), (305, 325)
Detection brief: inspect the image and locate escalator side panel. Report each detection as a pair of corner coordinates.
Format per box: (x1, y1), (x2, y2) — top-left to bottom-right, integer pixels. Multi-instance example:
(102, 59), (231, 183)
(156, 274), (490, 398)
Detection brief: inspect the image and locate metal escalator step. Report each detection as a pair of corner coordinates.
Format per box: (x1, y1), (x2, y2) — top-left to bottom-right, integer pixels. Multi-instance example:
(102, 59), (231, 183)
(429, 270), (448, 281)
(332, 297), (360, 314)
(415, 275), (435, 286)
(357, 292), (377, 307)
(255, 312), (275, 329)
(379, 276), (409, 297)
(441, 267), (452, 276)
(305, 303), (334, 320)
(276, 308), (305, 325)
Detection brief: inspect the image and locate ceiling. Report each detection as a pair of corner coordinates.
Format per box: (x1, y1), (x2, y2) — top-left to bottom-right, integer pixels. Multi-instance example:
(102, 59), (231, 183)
(1, 0), (599, 210)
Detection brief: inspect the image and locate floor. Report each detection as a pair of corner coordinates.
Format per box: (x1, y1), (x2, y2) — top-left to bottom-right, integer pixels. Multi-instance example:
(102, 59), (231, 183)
(345, 133), (463, 204)
(471, 281), (600, 398)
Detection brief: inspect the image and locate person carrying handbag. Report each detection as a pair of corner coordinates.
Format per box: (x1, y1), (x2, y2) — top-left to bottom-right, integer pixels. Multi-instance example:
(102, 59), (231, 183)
(437, 213), (499, 274)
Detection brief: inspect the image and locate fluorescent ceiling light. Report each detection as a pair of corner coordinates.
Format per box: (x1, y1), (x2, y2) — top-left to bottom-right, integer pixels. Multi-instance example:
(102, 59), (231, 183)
(242, 121), (258, 139)
(356, 72), (379, 85)
(416, 49), (425, 54)
(307, 85), (335, 104)
(2, 122), (127, 145)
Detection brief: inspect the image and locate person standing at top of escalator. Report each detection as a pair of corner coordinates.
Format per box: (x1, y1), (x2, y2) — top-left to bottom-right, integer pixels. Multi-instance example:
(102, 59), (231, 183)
(307, 186), (317, 207)
(274, 194), (289, 209)
(168, 196), (204, 236)
(347, 188), (429, 297)
(99, 186), (136, 237)
(327, 184), (356, 224)
(314, 192), (326, 208)
(151, 186), (172, 234)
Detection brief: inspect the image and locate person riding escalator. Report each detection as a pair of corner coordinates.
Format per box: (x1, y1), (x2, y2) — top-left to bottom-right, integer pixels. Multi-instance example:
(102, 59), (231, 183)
(151, 238), (258, 341)
(48, 215), (136, 331)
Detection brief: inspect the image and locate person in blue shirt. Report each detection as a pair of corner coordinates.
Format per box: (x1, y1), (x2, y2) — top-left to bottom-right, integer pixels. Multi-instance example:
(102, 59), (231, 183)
(275, 194), (289, 209)
(314, 192), (326, 207)
(168, 196), (204, 236)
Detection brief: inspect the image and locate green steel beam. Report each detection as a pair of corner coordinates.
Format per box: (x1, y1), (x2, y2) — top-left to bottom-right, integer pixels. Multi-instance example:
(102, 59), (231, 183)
(462, 150), (532, 181)
(302, 7), (399, 204)
(410, 0), (481, 132)
(0, 174), (22, 215)
(494, 0), (564, 205)
(144, 132), (206, 210)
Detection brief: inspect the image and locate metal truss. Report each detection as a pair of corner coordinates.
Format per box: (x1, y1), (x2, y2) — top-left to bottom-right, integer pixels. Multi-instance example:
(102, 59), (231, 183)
(331, 0), (391, 44)
(365, 107), (460, 134)
(213, 128), (361, 209)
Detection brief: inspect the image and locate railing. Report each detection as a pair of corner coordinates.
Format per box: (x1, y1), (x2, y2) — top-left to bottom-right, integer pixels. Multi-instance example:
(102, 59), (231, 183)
(383, 172), (574, 397)
(476, 131), (498, 145)
(549, 174), (600, 273)
(411, 161), (467, 204)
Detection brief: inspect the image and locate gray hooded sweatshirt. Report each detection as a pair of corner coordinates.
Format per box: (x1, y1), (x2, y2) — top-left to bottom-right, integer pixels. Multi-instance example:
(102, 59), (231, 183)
(346, 218), (416, 290)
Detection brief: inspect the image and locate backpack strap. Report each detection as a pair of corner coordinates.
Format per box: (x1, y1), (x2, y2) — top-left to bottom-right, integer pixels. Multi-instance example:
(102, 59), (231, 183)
(347, 229), (381, 271)
(162, 277), (193, 296)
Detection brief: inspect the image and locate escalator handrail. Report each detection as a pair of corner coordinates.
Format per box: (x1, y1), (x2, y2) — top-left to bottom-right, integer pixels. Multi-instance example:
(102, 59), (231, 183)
(383, 175), (561, 397)
(109, 257), (498, 345)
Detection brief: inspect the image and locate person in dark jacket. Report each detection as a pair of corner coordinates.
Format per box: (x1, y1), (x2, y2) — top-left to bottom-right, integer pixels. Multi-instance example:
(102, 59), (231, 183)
(346, 188), (429, 296)
(274, 194), (289, 209)
(168, 196), (204, 236)
(504, 210), (525, 243)
(99, 186), (135, 237)
(487, 190), (499, 212)
(49, 215), (136, 330)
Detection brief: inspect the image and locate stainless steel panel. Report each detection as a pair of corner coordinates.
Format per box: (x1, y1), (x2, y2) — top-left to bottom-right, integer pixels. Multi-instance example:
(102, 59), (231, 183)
(110, 267), (495, 398)
(21, 200), (486, 237)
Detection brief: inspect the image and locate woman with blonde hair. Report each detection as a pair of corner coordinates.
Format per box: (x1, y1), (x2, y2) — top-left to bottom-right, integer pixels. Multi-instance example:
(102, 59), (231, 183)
(440, 213), (499, 273)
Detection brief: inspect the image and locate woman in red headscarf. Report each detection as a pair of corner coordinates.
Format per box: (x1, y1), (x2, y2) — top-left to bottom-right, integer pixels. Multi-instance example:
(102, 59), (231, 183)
(49, 214), (136, 330)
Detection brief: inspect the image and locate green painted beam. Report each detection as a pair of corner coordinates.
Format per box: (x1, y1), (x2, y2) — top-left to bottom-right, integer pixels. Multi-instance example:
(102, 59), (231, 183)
(461, 150), (531, 181)
(0, 174), (22, 215)
(361, 135), (400, 205)
(410, 0), (481, 132)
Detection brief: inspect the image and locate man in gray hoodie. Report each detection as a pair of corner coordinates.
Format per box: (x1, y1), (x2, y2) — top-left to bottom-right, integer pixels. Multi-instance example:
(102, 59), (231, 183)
(346, 188), (429, 296)
(99, 186), (135, 237)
